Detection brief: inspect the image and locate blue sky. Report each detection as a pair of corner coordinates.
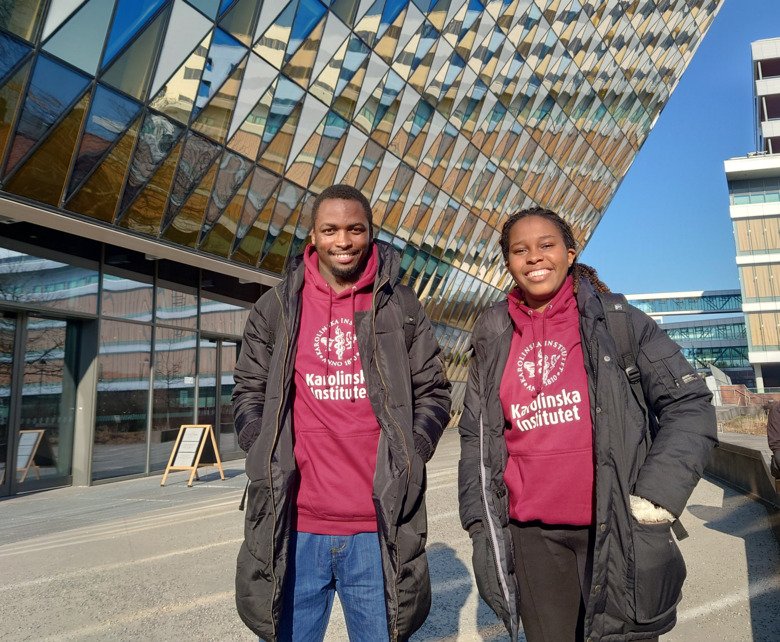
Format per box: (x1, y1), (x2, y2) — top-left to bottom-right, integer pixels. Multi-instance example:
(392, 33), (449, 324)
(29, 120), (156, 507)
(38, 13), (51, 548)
(580, 0), (780, 295)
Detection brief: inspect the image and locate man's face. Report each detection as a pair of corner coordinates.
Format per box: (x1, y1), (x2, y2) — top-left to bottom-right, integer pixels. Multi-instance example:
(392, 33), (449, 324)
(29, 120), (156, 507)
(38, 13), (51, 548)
(310, 198), (371, 290)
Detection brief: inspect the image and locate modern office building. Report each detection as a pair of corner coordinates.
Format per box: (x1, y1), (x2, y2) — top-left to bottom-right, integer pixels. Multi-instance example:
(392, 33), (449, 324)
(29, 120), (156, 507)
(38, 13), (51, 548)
(0, 0), (723, 495)
(626, 289), (753, 386)
(725, 36), (780, 391)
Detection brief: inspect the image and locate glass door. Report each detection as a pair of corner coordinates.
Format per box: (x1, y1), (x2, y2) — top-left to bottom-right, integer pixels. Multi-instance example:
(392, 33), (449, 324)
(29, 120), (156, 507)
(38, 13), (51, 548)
(198, 338), (240, 457)
(16, 315), (77, 491)
(0, 314), (17, 495)
(0, 312), (78, 496)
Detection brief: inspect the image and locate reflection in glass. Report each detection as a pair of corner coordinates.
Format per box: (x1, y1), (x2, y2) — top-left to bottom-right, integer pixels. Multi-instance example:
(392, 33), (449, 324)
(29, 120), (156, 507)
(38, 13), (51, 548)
(281, 11), (323, 90)
(0, 60), (32, 184)
(68, 85), (142, 198)
(293, 0), (327, 63)
(200, 151), (253, 242)
(200, 292), (249, 337)
(256, 77), (305, 173)
(226, 74), (275, 159)
(165, 132), (221, 227)
(66, 113), (142, 223)
(163, 160), (219, 247)
(156, 283), (197, 329)
(188, 0), (221, 19)
(193, 28), (247, 117)
(41, 0), (113, 75)
(198, 338), (240, 455)
(93, 320), (151, 480)
(192, 53), (247, 144)
(5, 92), (89, 206)
(0, 0), (45, 42)
(120, 112), (185, 213)
(4, 54), (90, 176)
(258, 183), (305, 273)
(101, 0), (167, 68)
(17, 316), (76, 490)
(200, 169), (252, 257)
(149, 32), (212, 124)
(0, 30), (31, 83)
(219, 0), (261, 47)
(0, 314), (13, 485)
(102, 271), (153, 322)
(151, 327), (196, 471)
(101, 5), (169, 101)
(231, 167), (280, 264)
(0, 248), (98, 315)
(120, 137), (184, 234)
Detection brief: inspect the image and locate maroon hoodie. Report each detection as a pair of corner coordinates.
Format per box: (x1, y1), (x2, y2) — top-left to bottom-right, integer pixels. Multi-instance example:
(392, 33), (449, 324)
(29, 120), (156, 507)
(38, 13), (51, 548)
(293, 244), (380, 534)
(499, 276), (595, 525)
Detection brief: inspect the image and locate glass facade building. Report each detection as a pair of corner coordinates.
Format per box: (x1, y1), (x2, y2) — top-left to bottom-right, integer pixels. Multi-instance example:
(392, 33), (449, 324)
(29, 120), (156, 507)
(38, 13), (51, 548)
(626, 290), (752, 385)
(0, 0), (722, 494)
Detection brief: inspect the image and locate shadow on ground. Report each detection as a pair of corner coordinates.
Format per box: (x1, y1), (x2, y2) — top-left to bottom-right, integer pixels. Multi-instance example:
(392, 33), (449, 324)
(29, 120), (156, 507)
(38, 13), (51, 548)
(411, 543), (516, 641)
(687, 485), (780, 642)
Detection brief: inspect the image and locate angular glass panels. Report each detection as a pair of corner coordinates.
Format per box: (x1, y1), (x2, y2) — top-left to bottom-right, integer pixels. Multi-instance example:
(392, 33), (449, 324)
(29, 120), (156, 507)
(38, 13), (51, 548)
(0, 0), (723, 393)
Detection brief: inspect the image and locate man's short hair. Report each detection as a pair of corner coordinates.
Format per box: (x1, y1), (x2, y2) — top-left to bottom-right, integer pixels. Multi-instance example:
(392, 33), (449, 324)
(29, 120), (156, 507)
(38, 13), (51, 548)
(311, 184), (373, 230)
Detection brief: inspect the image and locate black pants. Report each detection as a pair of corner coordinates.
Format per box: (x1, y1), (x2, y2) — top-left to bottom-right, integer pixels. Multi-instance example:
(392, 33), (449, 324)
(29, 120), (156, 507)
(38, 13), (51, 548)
(510, 521), (592, 642)
(510, 521), (660, 642)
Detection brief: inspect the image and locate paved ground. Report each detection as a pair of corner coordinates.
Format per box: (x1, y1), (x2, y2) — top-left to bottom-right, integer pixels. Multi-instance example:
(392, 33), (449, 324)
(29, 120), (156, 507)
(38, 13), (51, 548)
(1, 429), (778, 641)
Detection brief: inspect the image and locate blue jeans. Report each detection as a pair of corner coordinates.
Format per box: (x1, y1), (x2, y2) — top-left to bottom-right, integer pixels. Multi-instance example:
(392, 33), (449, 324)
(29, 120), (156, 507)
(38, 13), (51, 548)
(275, 531), (389, 642)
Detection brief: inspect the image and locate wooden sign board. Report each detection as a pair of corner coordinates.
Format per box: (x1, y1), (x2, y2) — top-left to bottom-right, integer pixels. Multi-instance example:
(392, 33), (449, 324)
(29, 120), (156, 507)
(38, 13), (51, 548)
(16, 429), (45, 482)
(161, 424), (225, 487)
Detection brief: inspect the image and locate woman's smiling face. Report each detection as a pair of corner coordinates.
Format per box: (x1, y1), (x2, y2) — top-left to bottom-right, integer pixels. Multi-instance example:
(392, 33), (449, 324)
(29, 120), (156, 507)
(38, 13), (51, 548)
(505, 215), (576, 312)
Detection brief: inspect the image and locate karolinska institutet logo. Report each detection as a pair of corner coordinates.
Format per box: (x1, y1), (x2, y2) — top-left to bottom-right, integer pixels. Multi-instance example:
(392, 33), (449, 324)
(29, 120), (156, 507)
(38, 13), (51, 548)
(516, 340), (567, 392)
(308, 318), (366, 401)
(314, 318), (358, 367)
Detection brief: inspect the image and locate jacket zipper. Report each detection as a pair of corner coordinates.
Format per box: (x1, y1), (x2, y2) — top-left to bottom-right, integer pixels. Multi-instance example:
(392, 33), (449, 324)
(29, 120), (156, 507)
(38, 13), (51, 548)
(372, 275), (405, 642)
(269, 288), (290, 641)
(478, 408), (515, 638)
(584, 330), (600, 639)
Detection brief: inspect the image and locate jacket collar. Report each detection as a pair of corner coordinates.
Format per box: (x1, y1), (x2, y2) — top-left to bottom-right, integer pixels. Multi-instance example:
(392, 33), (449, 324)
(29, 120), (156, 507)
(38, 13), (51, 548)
(574, 276), (605, 323)
(477, 274), (602, 348)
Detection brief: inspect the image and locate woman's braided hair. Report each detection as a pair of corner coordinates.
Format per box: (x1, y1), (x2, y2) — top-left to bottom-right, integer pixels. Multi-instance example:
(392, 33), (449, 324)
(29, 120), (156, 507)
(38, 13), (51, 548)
(499, 207), (610, 296)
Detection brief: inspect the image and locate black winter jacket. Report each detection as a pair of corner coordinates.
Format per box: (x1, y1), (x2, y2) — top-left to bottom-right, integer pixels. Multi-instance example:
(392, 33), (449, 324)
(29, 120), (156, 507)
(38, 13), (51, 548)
(233, 242), (451, 641)
(458, 280), (717, 641)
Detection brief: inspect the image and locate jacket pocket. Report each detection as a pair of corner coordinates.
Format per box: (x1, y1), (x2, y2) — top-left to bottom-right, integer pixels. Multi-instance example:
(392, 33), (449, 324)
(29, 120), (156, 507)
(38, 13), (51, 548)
(641, 336), (696, 400)
(400, 451), (427, 529)
(471, 528), (510, 624)
(244, 479), (273, 572)
(629, 519), (686, 623)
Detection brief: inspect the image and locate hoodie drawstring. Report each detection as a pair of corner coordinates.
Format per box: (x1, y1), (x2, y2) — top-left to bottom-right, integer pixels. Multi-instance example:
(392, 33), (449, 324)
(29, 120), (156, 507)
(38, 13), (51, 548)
(350, 286), (356, 402)
(525, 305), (550, 399)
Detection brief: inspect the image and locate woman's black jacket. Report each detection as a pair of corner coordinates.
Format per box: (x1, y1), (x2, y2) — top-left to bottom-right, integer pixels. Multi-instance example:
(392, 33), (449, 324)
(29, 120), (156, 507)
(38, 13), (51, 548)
(458, 279), (717, 641)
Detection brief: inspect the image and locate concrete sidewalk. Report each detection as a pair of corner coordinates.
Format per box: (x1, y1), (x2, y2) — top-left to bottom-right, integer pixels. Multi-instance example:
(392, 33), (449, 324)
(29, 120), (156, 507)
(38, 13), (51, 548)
(1, 429), (779, 641)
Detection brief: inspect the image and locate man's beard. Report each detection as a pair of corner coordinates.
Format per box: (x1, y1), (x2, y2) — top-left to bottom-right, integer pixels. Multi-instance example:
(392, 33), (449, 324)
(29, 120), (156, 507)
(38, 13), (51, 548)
(330, 249), (370, 283)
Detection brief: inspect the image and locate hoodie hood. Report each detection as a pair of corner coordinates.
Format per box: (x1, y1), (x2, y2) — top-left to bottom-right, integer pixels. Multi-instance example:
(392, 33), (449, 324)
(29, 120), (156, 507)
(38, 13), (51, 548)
(506, 275), (577, 396)
(303, 242), (378, 297)
(280, 240), (399, 304)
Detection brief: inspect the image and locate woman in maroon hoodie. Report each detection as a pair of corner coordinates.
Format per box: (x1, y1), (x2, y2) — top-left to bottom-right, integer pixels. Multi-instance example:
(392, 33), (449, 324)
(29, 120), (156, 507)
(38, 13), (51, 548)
(458, 208), (717, 641)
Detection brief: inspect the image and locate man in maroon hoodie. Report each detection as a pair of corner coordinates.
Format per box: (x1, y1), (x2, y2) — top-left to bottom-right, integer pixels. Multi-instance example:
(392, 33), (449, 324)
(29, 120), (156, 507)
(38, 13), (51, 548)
(233, 185), (451, 641)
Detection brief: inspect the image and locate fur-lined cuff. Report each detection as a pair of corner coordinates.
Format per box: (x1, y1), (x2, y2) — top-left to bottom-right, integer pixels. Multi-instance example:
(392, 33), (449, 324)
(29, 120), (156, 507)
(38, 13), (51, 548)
(630, 495), (675, 524)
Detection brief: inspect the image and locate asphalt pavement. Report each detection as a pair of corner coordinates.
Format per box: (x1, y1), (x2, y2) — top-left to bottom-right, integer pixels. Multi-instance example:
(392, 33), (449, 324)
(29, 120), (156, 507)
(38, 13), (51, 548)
(1, 429), (778, 641)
